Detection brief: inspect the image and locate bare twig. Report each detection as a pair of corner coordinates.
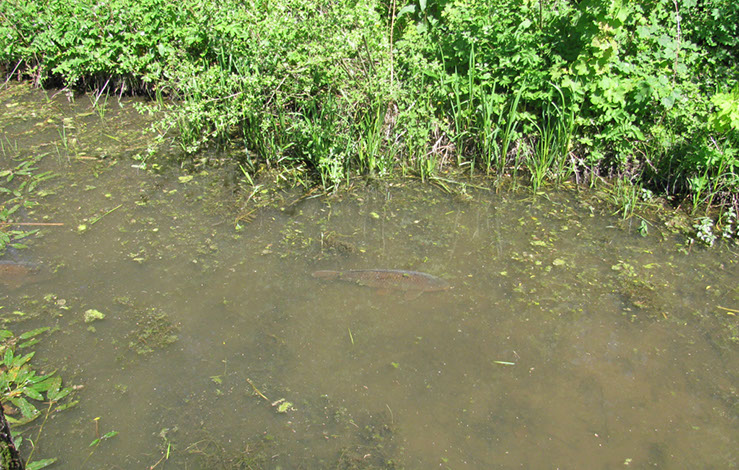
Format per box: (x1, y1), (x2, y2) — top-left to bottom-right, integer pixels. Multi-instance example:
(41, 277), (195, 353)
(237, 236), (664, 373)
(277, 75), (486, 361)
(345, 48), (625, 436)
(0, 222), (64, 226)
(246, 378), (270, 401)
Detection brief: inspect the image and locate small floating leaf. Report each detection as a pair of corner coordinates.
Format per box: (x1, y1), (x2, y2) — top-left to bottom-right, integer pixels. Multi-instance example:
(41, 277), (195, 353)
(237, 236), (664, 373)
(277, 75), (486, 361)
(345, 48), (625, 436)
(90, 430), (118, 447)
(276, 401), (293, 413)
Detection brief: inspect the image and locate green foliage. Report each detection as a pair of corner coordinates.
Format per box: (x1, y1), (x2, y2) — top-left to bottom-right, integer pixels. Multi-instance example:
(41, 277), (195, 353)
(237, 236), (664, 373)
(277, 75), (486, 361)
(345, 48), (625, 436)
(527, 85), (576, 191)
(710, 86), (739, 134)
(1, 0), (737, 211)
(0, 326), (77, 468)
(0, 154), (53, 254)
(0, 0), (204, 88)
(0, 327), (75, 426)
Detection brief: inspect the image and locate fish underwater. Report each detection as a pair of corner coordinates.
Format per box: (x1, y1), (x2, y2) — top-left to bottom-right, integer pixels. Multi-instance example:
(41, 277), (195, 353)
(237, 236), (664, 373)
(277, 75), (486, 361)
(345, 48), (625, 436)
(312, 269), (451, 299)
(0, 261), (41, 290)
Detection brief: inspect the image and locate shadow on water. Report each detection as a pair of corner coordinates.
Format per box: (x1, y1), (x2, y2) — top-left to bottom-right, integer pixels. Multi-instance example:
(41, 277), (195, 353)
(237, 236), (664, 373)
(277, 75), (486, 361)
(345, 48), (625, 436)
(1, 82), (738, 469)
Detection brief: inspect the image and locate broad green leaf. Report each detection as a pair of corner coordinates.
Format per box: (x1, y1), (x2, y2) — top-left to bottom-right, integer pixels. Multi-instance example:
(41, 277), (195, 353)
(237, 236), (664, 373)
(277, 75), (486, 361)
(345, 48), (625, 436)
(27, 458), (58, 470)
(19, 327), (50, 340)
(55, 398), (78, 411)
(19, 338), (41, 349)
(10, 396), (38, 419)
(397, 5), (416, 17)
(49, 386), (72, 402)
(42, 376), (62, 396)
(4, 348), (14, 366)
(23, 387), (44, 401)
(5, 415), (20, 424)
(29, 373), (55, 390)
(16, 351), (36, 367)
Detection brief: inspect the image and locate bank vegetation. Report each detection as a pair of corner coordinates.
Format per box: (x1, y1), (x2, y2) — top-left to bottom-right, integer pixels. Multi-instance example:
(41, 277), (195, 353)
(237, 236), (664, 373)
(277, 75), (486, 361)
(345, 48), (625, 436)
(1, 0), (737, 239)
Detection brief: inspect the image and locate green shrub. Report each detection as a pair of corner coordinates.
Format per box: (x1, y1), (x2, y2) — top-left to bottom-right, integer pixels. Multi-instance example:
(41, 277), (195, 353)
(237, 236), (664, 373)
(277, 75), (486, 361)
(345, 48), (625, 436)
(1, 0), (736, 207)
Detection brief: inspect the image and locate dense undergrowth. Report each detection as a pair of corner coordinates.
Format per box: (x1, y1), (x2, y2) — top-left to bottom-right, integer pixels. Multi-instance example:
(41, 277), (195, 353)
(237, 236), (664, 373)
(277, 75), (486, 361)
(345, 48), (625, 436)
(1, 0), (737, 231)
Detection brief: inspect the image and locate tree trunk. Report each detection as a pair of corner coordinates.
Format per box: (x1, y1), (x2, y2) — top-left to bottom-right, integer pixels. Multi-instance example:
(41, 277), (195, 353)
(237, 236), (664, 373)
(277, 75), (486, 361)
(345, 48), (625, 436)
(0, 403), (24, 470)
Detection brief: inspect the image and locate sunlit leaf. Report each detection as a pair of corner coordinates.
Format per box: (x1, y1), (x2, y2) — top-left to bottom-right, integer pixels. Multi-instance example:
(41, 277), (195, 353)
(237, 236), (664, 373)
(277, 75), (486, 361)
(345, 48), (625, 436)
(27, 458), (58, 470)
(23, 387), (44, 401)
(16, 351), (36, 367)
(4, 348), (15, 366)
(18, 338), (41, 349)
(55, 399), (79, 412)
(44, 376), (63, 397)
(9, 396), (39, 420)
(18, 328), (50, 340)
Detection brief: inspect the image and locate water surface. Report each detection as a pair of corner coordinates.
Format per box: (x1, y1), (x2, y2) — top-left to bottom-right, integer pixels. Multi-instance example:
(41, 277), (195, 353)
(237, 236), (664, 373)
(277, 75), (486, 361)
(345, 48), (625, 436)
(1, 82), (737, 469)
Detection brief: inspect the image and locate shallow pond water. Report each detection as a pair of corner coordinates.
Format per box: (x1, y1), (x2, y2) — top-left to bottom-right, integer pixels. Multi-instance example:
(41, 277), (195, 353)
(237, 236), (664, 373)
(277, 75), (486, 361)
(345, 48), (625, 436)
(1, 83), (738, 469)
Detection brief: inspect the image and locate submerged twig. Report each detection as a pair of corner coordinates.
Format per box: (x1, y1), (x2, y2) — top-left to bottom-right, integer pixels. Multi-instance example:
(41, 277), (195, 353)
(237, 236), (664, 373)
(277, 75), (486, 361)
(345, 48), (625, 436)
(90, 204), (122, 225)
(148, 442), (171, 470)
(25, 401), (54, 463)
(0, 60), (23, 90)
(717, 306), (738, 314)
(0, 222), (64, 226)
(246, 378), (270, 401)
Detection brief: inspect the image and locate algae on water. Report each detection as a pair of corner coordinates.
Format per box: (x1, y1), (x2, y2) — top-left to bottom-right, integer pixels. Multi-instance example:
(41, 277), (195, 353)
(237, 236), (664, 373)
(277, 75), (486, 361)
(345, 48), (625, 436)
(84, 309), (105, 323)
(127, 309), (179, 355)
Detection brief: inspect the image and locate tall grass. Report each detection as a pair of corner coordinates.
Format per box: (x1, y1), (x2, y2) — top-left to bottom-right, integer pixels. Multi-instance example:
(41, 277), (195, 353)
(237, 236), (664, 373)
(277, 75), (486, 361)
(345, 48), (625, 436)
(443, 45), (527, 180)
(612, 175), (641, 220)
(356, 98), (392, 177)
(526, 85), (575, 191)
(478, 85), (524, 179)
(298, 95), (349, 190)
(689, 138), (737, 215)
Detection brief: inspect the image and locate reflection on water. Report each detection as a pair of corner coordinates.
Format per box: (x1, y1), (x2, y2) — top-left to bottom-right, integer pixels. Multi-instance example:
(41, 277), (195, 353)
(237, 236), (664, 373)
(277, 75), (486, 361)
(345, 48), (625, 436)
(1, 83), (738, 469)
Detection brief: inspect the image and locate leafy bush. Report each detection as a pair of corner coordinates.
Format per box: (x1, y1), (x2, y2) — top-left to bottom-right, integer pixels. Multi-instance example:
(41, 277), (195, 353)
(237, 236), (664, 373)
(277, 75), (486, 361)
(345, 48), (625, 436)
(1, 0), (736, 209)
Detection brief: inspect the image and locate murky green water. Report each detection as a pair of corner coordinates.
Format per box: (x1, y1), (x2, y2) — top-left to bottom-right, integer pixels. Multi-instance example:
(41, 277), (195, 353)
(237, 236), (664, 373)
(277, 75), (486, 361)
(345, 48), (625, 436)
(2, 83), (738, 469)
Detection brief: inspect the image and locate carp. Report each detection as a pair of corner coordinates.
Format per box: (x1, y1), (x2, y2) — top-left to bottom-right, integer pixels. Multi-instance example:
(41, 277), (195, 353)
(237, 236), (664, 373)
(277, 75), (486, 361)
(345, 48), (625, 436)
(0, 261), (41, 290)
(312, 269), (450, 298)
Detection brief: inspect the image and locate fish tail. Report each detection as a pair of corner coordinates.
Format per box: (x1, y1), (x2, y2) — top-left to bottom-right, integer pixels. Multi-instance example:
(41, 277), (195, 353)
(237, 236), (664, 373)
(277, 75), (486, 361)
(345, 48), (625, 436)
(312, 270), (341, 280)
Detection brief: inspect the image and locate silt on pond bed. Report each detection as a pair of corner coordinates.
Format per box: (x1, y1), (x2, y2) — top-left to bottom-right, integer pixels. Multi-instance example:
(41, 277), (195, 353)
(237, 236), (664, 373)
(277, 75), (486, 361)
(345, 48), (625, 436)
(0, 83), (738, 469)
